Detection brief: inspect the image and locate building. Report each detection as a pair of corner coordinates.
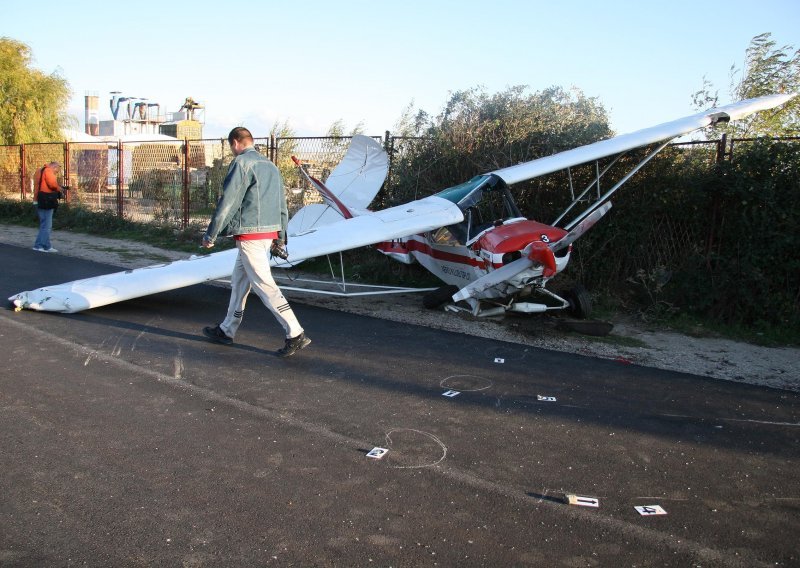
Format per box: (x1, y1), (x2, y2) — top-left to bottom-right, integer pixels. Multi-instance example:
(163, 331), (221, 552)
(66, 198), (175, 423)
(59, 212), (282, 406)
(85, 92), (205, 139)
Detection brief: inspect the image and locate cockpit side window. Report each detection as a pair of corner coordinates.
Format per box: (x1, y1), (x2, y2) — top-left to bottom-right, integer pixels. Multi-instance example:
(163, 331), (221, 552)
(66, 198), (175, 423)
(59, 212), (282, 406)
(431, 226), (461, 246)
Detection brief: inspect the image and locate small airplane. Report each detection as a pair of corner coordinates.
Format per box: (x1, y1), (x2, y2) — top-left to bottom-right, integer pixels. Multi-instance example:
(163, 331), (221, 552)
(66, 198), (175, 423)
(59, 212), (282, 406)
(9, 93), (795, 315)
(284, 91), (796, 319)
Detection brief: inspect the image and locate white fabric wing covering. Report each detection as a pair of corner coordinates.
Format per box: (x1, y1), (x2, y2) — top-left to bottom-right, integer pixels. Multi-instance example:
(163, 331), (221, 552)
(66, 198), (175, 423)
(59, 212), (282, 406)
(492, 94), (796, 185)
(9, 196), (463, 313)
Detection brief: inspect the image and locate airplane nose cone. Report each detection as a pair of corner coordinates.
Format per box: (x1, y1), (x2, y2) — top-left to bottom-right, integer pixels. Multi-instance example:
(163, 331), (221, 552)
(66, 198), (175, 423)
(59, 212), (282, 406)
(527, 241), (557, 277)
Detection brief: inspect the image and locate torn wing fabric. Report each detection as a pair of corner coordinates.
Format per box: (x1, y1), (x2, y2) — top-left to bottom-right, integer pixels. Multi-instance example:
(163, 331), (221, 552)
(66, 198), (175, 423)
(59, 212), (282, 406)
(9, 196), (463, 313)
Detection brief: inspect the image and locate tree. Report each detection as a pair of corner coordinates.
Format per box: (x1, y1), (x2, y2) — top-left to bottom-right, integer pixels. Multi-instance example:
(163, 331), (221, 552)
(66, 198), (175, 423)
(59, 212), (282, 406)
(391, 101), (429, 138)
(324, 118), (364, 138)
(0, 37), (73, 144)
(693, 33), (799, 137)
(271, 119), (300, 191)
(387, 85), (612, 209)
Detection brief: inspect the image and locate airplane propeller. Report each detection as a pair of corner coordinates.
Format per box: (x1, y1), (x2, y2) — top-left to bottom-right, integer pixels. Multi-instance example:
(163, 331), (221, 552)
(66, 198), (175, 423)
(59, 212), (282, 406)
(451, 251), (535, 303)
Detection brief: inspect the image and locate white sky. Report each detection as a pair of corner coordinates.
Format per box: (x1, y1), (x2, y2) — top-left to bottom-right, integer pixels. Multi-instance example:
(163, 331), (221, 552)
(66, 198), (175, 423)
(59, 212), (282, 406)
(3, 0), (799, 140)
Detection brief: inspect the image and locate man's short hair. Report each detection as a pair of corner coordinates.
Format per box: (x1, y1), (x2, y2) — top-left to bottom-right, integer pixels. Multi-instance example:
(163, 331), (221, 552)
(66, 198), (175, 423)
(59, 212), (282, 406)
(228, 127), (253, 146)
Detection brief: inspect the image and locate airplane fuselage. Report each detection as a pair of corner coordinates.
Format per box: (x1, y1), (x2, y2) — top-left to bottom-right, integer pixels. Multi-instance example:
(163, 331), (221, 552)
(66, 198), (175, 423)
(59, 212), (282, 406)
(375, 218), (572, 301)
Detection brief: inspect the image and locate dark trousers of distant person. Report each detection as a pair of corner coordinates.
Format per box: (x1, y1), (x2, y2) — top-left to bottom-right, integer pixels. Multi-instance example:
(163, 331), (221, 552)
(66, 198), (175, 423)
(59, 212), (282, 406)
(34, 208), (54, 251)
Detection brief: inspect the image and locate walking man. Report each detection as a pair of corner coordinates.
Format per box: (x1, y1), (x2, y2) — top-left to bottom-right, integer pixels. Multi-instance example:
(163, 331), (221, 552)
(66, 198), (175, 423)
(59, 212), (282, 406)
(201, 127), (310, 357)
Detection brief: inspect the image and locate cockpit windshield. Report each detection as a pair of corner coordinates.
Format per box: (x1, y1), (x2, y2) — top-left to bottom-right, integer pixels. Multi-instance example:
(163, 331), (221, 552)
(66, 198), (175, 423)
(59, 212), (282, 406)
(434, 174), (523, 243)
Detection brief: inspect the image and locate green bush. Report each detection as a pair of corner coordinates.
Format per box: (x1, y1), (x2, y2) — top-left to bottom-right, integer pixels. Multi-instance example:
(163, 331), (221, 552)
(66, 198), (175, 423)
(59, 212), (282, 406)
(568, 139), (799, 336)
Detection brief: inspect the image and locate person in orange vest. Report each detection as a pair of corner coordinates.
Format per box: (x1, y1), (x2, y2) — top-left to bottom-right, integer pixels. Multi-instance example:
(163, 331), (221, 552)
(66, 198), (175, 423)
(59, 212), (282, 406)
(33, 161), (66, 253)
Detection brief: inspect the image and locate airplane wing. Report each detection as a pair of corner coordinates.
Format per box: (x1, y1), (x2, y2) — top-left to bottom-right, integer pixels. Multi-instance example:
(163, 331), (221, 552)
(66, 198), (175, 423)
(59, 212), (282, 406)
(9, 195), (463, 313)
(280, 195), (462, 263)
(451, 94), (796, 305)
(9, 252), (240, 313)
(491, 93), (796, 185)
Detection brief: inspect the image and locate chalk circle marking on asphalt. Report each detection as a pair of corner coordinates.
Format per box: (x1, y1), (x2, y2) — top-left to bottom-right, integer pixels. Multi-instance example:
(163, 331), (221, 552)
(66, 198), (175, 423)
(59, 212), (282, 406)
(383, 428), (448, 469)
(440, 374), (493, 392)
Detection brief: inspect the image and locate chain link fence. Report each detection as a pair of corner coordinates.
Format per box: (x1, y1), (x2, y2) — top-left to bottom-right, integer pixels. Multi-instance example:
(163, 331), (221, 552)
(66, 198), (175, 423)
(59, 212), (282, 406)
(0, 135), (394, 230)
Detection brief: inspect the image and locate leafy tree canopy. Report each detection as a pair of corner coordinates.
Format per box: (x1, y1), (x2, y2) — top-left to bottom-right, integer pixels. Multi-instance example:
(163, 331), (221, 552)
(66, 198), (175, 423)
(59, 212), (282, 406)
(0, 37), (73, 144)
(389, 85), (611, 200)
(693, 33), (799, 137)
(323, 119), (365, 139)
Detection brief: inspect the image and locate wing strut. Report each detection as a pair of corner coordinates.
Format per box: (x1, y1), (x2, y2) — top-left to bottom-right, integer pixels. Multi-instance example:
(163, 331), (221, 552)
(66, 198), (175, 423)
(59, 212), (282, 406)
(554, 152), (626, 226)
(562, 139), (671, 232)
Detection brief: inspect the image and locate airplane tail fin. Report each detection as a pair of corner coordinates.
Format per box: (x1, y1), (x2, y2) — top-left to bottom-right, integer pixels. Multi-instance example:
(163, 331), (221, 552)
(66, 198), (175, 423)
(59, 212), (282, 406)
(288, 135), (389, 236)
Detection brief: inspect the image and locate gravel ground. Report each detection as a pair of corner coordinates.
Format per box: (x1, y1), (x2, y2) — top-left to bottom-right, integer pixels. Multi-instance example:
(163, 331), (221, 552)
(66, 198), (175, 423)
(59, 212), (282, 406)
(3, 223), (798, 392)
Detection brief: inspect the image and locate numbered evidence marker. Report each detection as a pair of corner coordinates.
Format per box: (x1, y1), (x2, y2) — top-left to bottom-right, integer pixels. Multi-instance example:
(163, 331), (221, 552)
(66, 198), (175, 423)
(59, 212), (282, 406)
(494, 358), (505, 363)
(366, 447), (389, 459)
(565, 493), (600, 508)
(537, 395), (557, 402)
(635, 505), (668, 516)
(442, 390), (461, 398)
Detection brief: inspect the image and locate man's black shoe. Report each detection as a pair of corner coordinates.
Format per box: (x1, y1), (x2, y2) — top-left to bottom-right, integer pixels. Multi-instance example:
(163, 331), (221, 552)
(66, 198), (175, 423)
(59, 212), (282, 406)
(277, 333), (311, 357)
(203, 325), (233, 345)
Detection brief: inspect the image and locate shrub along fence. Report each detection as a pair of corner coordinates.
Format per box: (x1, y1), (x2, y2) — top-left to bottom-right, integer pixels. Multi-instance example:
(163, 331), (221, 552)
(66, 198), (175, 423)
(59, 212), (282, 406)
(1, 133), (797, 331)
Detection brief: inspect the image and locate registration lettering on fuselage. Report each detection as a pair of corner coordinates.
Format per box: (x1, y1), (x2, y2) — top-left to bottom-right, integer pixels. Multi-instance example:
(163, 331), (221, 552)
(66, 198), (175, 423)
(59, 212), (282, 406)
(440, 265), (472, 281)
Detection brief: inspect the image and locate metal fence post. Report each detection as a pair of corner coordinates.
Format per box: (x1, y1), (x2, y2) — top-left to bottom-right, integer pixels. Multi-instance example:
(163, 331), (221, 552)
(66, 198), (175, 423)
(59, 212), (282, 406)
(19, 144), (26, 200)
(117, 141), (124, 218)
(64, 142), (71, 203)
(183, 139), (190, 229)
(716, 133), (727, 164)
(384, 131), (393, 200)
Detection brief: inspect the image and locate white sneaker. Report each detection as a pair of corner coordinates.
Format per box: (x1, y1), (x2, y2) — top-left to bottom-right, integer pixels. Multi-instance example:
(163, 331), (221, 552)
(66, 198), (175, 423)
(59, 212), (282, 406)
(44, 248), (58, 253)
(32, 246), (45, 252)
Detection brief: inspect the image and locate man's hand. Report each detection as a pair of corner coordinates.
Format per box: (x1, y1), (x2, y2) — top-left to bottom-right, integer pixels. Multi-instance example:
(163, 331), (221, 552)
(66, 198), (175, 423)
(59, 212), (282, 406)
(269, 239), (289, 260)
(201, 235), (215, 249)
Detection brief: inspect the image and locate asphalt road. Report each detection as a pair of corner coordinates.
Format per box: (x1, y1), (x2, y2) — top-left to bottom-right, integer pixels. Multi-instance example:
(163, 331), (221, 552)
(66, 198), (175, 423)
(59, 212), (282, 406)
(1, 243), (798, 567)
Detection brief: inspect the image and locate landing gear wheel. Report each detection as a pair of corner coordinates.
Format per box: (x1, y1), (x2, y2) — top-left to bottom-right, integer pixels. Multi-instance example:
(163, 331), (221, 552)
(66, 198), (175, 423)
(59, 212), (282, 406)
(423, 284), (460, 309)
(566, 284), (592, 319)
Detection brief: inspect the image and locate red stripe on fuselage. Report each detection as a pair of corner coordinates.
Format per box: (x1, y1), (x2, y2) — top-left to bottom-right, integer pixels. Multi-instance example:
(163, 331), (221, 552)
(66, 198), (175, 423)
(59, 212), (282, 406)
(375, 237), (487, 268)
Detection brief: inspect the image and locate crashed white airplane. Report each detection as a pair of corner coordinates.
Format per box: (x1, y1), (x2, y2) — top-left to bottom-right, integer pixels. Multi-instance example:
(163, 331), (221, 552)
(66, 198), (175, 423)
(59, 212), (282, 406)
(9, 93), (795, 316)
